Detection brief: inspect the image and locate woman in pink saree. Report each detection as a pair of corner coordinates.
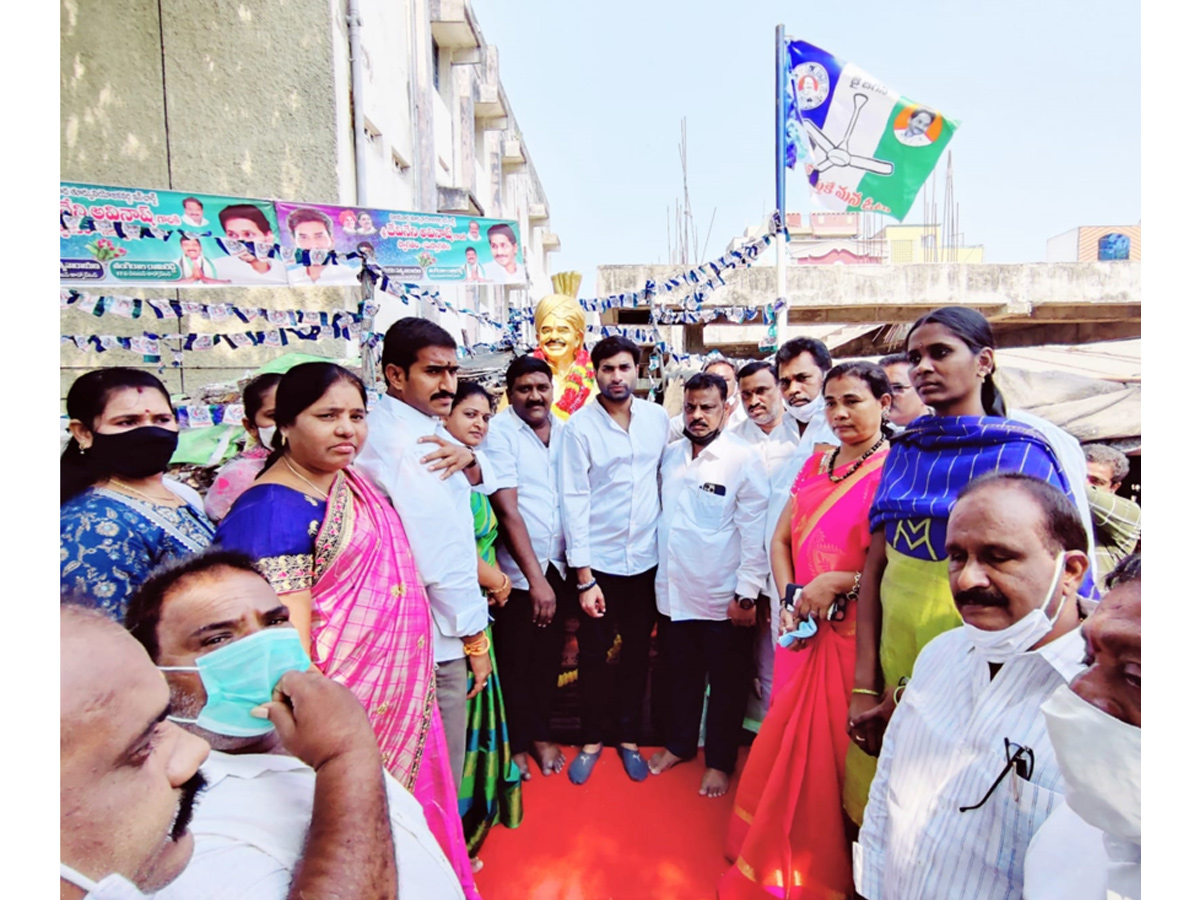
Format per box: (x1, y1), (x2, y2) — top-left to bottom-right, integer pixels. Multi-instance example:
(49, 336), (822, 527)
(720, 362), (892, 900)
(215, 362), (478, 899)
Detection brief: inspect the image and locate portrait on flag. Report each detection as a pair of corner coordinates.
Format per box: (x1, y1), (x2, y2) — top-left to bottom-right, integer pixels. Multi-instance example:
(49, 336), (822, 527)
(783, 40), (958, 220)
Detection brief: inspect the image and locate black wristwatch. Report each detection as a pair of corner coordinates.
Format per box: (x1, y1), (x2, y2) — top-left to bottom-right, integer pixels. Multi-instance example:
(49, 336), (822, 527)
(466, 450), (479, 469)
(737, 596), (756, 611)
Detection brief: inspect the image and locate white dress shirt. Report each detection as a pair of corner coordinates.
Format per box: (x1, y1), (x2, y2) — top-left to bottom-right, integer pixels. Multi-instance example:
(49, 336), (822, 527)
(152, 751), (464, 900)
(1022, 802), (1117, 900)
(357, 393), (492, 662)
(762, 401), (840, 553)
(656, 432), (769, 619)
(668, 405), (747, 443)
(559, 397), (670, 576)
(730, 414), (805, 482)
(854, 625), (1086, 900)
(483, 406), (567, 590)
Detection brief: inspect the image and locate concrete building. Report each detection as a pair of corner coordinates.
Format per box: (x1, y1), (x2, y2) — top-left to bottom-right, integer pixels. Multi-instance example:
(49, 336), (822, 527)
(60, 0), (559, 398)
(1047, 224), (1141, 262)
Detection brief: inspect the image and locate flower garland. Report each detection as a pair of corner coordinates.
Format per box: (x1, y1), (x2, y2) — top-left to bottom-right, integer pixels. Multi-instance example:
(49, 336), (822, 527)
(532, 346), (595, 420)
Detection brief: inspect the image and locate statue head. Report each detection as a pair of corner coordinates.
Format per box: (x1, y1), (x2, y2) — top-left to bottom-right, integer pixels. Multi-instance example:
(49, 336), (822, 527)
(535, 293), (586, 368)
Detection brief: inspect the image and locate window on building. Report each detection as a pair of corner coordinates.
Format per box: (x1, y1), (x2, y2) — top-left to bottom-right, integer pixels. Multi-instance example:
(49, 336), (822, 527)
(432, 39), (440, 91)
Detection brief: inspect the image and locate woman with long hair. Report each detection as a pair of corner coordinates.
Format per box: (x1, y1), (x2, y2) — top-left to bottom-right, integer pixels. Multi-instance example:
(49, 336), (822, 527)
(203, 372), (281, 522)
(213, 362), (479, 899)
(845, 307), (1097, 824)
(60, 367), (214, 620)
(442, 381), (523, 867)
(720, 362), (893, 900)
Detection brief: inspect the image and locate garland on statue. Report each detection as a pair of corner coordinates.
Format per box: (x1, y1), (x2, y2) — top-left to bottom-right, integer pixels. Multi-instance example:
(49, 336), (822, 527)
(531, 346), (595, 417)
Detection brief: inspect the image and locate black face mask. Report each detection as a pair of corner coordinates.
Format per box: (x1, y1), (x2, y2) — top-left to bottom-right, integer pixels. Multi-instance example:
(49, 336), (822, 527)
(684, 424), (722, 448)
(87, 426), (179, 479)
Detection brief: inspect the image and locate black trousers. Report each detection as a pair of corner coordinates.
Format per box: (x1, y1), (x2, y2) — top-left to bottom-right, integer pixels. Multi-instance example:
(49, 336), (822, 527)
(492, 564), (572, 753)
(660, 614), (755, 774)
(576, 567), (658, 745)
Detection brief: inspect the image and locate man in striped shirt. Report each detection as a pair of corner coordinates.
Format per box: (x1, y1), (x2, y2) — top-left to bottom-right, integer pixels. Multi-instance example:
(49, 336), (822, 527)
(854, 473), (1092, 900)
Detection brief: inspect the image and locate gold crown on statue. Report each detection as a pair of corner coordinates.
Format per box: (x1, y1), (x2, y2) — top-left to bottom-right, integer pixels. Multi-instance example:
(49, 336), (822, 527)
(550, 271), (582, 299)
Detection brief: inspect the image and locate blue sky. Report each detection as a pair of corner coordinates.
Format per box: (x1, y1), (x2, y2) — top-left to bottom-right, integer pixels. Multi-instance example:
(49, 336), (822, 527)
(471, 0), (1140, 295)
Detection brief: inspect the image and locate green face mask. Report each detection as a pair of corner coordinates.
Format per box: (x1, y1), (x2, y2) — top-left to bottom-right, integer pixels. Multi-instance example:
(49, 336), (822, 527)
(160, 627), (311, 737)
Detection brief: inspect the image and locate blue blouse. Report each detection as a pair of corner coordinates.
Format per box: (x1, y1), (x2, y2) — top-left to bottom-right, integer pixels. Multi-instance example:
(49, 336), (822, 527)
(214, 484), (327, 594)
(60, 487), (215, 621)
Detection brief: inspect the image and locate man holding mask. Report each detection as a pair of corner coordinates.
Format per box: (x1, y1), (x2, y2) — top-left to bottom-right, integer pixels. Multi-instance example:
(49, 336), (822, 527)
(1024, 553), (1141, 900)
(648, 373), (769, 797)
(122, 550), (466, 899)
(854, 473), (1091, 900)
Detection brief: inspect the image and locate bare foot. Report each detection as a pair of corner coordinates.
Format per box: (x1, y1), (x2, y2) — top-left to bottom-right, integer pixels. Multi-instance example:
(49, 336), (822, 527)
(512, 751), (532, 782)
(648, 748), (684, 776)
(532, 741), (565, 776)
(699, 768), (730, 797)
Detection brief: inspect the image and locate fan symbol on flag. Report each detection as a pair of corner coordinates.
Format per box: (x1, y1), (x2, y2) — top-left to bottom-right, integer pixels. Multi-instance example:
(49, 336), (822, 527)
(803, 93), (895, 177)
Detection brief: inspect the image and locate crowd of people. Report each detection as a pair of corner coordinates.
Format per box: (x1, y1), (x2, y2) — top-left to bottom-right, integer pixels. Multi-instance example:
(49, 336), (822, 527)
(59, 305), (1141, 900)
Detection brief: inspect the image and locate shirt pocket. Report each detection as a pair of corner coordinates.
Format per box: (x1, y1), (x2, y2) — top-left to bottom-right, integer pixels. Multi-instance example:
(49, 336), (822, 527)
(690, 486), (728, 531)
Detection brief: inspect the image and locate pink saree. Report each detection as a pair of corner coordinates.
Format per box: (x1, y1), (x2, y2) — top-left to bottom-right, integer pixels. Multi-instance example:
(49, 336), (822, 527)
(721, 448), (888, 899)
(311, 467), (479, 899)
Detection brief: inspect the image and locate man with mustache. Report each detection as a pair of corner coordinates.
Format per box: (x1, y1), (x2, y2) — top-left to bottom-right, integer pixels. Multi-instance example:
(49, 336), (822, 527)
(123, 551), (464, 899)
(667, 357), (745, 442)
(854, 472), (1091, 900)
(744, 339), (839, 714)
(484, 355), (574, 779)
(61, 603), (210, 898)
(559, 335), (670, 784)
(649, 372), (768, 797)
(357, 317), (497, 789)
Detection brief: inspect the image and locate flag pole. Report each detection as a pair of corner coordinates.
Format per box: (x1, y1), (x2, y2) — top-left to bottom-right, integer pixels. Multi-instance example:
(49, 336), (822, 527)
(774, 24), (788, 345)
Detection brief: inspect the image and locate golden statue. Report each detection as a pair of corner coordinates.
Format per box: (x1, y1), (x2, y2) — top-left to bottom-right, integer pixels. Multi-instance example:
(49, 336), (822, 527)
(531, 272), (595, 420)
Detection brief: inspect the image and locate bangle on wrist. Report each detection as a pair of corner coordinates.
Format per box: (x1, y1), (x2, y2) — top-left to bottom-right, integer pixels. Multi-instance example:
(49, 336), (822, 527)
(845, 571), (862, 602)
(851, 687), (881, 697)
(577, 578), (598, 593)
(487, 573), (510, 596)
(892, 676), (909, 706)
(463, 633), (491, 656)
(466, 450), (479, 469)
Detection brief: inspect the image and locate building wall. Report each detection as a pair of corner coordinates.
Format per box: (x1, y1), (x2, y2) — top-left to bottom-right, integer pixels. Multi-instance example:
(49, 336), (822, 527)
(1075, 225), (1141, 262)
(60, 0), (557, 400)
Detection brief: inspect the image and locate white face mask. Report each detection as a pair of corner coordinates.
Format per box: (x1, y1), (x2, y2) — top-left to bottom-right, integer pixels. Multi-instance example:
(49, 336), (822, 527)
(961, 551), (1068, 664)
(1041, 683), (1141, 842)
(785, 396), (822, 423)
(60, 863), (149, 899)
(256, 425), (276, 450)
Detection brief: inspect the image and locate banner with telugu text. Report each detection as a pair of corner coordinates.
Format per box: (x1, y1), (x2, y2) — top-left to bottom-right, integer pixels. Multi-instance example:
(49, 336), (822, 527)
(785, 41), (958, 220)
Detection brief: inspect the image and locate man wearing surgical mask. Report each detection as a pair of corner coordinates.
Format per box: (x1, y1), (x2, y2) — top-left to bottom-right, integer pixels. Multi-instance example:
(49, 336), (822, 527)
(123, 550), (465, 900)
(854, 472), (1090, 900)
(1024, 553), (1141, 900)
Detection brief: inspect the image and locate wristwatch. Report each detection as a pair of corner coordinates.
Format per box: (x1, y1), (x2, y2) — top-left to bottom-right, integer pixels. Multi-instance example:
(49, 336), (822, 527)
(737, 596), (756, 611)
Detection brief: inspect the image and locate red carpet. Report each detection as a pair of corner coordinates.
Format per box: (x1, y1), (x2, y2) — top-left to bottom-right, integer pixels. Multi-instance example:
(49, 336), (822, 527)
(473, 747), (746, 900)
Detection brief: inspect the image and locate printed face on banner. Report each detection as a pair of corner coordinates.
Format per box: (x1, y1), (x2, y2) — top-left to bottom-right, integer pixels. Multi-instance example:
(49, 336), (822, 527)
(60, 183), (288, 287)
(275, 200), (524, 288)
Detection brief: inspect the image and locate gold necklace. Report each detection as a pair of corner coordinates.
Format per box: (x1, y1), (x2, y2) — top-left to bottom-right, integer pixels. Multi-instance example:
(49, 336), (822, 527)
(283, 457), (331, 500)
(107, 478), (178, 505)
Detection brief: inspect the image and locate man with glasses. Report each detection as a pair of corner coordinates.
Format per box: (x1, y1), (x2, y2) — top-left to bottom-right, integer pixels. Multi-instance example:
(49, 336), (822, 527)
(853, 472), (1091, 900)
(879, 353), (930, 428)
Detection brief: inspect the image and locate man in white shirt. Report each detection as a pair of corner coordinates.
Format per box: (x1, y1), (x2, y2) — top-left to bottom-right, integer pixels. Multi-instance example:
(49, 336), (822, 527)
(647, 372), (769, 798)
(854, 472), (1092, 900)
(480, 222), (527, 284)
(485, 354), (574, 779)
(1024, 553), (1141, 900)
(559, 335), (670, 784)
(123, 551), (463, 900)
(356, 317), (494, 788)
(743, 339), (839, 716)
(211, 204), (288, 285)
(61, 604), (210, 899)
(284, 207), (363, 286)
(180, 196), (208, 228)
(668, 356), (746, 442)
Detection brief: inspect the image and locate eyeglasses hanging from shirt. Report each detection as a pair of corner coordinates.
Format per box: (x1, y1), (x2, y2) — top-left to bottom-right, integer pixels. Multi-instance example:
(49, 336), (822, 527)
(959, 738), (1036, 812)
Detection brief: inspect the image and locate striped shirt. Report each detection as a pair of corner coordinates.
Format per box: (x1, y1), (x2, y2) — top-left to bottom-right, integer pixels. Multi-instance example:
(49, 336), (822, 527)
(854, 624), (1087, 900)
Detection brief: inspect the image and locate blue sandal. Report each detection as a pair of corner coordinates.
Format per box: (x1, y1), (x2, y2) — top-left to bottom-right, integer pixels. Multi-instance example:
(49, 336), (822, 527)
(568, 748), (602, 785)
(619, 746), (650, 782)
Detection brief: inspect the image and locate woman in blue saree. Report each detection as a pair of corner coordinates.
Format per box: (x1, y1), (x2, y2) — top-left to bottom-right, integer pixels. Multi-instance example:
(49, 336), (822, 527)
(60, 368), (214, 621)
